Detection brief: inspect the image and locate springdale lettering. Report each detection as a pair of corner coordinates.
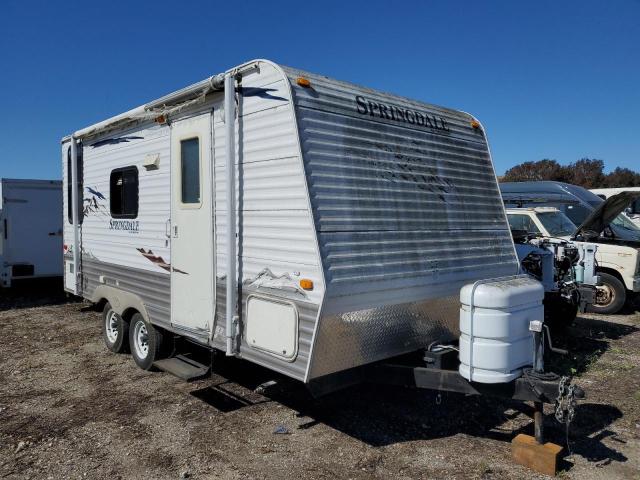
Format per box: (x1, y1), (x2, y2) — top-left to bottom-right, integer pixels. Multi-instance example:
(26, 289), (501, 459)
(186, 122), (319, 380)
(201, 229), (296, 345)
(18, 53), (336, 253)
(109, 219), (140, 233)
(355, 95), (450, 132)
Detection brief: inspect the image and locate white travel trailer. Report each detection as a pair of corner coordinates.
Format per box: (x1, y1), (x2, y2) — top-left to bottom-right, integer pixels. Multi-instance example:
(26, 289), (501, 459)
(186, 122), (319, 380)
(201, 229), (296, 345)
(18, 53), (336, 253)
(62, 59), (543, 386)
(62, 60), (588, 474)
(0, 178), (62, 287)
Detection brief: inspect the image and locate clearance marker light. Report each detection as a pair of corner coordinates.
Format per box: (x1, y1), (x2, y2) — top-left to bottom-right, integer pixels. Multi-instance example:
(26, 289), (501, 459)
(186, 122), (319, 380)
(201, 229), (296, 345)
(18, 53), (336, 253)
(470, 120), (481, 129)
(296, 77), (311, 88)
(299, 279), (314, 290)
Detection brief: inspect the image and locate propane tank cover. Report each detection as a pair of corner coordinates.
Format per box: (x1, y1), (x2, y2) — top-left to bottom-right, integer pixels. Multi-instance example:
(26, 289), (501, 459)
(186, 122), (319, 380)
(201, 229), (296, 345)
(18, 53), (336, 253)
(459, 276), (544, 384)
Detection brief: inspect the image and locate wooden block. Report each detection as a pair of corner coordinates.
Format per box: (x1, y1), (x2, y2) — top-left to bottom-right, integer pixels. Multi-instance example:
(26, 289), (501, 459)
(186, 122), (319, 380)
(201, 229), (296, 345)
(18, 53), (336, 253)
(511, 433), (563, 476)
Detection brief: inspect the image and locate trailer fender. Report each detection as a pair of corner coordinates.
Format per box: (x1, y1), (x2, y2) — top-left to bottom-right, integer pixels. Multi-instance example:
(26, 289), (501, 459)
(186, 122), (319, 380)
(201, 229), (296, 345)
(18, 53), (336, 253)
(91, 285), (151, 324)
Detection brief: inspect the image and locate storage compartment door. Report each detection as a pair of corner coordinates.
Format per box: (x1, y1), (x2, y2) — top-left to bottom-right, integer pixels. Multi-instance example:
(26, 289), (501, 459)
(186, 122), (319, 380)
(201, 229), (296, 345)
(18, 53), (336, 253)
(246, 296), (298, 360)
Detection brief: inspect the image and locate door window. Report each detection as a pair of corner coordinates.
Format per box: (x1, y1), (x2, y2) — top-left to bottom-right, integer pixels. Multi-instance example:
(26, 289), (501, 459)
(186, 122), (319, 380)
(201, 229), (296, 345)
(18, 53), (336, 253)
(67, 144), (84, 224)
(181, 137), (200, 204)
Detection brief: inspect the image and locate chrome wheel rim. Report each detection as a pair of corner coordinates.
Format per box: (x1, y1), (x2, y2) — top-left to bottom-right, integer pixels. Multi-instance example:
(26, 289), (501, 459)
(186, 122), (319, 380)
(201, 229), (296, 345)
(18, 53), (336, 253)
(105, 310), (119, 344)
(134, 321), (149, 359)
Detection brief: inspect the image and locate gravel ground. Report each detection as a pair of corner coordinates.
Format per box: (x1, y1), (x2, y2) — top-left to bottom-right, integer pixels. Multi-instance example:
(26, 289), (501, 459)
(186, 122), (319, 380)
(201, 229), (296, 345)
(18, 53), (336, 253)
(0, 280), (639, 479)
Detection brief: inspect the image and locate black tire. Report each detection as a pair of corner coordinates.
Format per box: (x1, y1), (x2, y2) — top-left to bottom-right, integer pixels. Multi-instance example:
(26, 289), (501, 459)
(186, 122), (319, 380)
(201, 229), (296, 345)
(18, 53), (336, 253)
(128, 313), (169, 370)
(102, 302), (129, 353)
(587, 272), (626, 314)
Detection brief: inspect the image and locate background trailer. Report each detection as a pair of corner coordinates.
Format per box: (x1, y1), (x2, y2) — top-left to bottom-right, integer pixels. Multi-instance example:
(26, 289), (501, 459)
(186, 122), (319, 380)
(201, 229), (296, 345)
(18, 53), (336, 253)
(0, 178), (62, 287)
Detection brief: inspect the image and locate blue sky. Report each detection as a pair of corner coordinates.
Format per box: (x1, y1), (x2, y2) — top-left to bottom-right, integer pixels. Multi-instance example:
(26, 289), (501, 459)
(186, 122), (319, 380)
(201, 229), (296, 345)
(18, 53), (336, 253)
(1, 0), (638, 178)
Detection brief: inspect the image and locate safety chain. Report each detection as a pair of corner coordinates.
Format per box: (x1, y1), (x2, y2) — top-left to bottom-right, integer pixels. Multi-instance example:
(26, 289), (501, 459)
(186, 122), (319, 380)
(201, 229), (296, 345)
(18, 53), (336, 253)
(554, 376), (577, 425)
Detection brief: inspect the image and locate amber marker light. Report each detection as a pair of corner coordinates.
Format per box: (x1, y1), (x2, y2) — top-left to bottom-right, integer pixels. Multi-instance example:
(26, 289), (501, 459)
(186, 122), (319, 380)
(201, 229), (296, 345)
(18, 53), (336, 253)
(299, 279), (314, 290)
(296, 77), (311, 88)
(470, 120), (481, 129)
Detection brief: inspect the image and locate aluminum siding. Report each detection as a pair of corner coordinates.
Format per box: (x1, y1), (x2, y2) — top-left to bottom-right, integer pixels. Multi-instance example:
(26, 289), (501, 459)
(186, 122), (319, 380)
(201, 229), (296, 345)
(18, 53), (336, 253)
(284, 67), (517, 303)
(282, 66), (518, 378)
(80, 122), (171, 273)
(83, 257), (171, 327)
(212, 61), (323, 381)
(63, 63), (323, 382)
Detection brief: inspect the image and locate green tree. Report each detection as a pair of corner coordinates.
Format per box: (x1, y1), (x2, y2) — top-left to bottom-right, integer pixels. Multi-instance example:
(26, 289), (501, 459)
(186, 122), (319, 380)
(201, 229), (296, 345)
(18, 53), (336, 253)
(564, 158), (605, 188)
(604, 167), (640, 187)
(502, 158), (640, 188)
(502, 159), (569, 182)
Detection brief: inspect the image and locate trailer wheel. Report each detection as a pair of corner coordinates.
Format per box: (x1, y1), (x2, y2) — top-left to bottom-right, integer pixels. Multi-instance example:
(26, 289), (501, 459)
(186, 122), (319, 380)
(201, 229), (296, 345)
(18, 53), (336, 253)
(129, 313), (167, 370)
(588, 272), (626, 315)
(102, 302), (129, 353)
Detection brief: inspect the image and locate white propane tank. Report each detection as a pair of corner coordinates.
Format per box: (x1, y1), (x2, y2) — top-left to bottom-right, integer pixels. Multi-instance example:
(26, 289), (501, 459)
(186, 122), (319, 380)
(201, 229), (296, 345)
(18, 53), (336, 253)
(459, 275), (544, 384)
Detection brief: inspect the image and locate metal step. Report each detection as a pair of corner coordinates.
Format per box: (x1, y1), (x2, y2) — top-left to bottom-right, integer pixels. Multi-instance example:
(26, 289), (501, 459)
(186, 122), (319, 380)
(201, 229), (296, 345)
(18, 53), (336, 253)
(153, 354), (210, 381)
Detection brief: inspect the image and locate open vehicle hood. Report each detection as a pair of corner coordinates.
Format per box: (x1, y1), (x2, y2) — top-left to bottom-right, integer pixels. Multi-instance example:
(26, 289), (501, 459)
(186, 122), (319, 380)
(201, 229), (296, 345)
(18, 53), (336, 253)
(572, 191), (640, 239)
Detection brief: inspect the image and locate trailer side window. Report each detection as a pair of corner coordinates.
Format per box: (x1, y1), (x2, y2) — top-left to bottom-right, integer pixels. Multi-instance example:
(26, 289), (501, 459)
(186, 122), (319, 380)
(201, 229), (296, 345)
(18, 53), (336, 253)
(67, 144), (84, 225)
(110, 167), (139, 218)
(180, 137), (200, 204)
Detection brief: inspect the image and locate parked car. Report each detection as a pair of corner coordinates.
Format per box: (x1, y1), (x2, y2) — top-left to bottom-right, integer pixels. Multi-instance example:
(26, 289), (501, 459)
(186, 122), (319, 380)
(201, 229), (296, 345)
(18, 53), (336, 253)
(591, 187), (640, 229)
(502, 181), (640, 314)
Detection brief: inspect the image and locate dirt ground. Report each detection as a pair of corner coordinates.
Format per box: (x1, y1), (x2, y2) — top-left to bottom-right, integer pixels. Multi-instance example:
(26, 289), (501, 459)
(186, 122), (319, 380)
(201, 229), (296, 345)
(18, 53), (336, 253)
(1, 280), (639, 479)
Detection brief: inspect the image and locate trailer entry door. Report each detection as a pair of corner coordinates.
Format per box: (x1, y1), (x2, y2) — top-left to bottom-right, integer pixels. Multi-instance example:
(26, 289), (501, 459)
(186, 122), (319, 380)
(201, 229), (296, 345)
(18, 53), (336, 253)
(170, 113), (215, 333)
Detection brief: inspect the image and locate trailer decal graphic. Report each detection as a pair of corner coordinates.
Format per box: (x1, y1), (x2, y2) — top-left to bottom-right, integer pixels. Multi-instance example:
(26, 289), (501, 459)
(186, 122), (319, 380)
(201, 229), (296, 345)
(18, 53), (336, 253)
(370, 142), (456, 199)
(136, 248), (187, 274)
(83, 187), (109, 218)
(240, 86), (287, 102)
(91, 136), (144, 148)
(242, 268), (308, 297)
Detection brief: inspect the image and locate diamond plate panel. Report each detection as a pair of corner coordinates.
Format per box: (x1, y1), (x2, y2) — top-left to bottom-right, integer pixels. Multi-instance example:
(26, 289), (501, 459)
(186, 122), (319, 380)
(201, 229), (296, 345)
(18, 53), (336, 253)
(308, 295), (461, 379)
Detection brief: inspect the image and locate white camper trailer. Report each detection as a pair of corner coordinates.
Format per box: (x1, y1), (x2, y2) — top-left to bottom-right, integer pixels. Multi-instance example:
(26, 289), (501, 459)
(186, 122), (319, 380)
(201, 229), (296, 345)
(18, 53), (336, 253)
(62, 59), (558, 387)
(0, 178), (63, 287)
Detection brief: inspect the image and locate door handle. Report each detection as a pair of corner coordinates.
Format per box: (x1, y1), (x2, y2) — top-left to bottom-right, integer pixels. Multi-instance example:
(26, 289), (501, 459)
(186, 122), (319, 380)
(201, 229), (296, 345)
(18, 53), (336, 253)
(173, 225), (178, 238)
(165, 219), (171, 238)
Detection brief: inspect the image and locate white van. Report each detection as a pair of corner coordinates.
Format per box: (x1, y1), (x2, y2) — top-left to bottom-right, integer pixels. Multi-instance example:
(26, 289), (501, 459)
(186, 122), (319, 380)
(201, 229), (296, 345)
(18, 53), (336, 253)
(591, 187), (640, 229)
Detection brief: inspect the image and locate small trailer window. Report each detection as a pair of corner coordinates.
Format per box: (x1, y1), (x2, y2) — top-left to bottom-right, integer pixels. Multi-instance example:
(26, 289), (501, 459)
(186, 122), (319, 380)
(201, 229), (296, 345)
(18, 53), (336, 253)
(110, 167), (139, 218)
(180, 137), (200, 204)
(67, 145), (84, 225)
